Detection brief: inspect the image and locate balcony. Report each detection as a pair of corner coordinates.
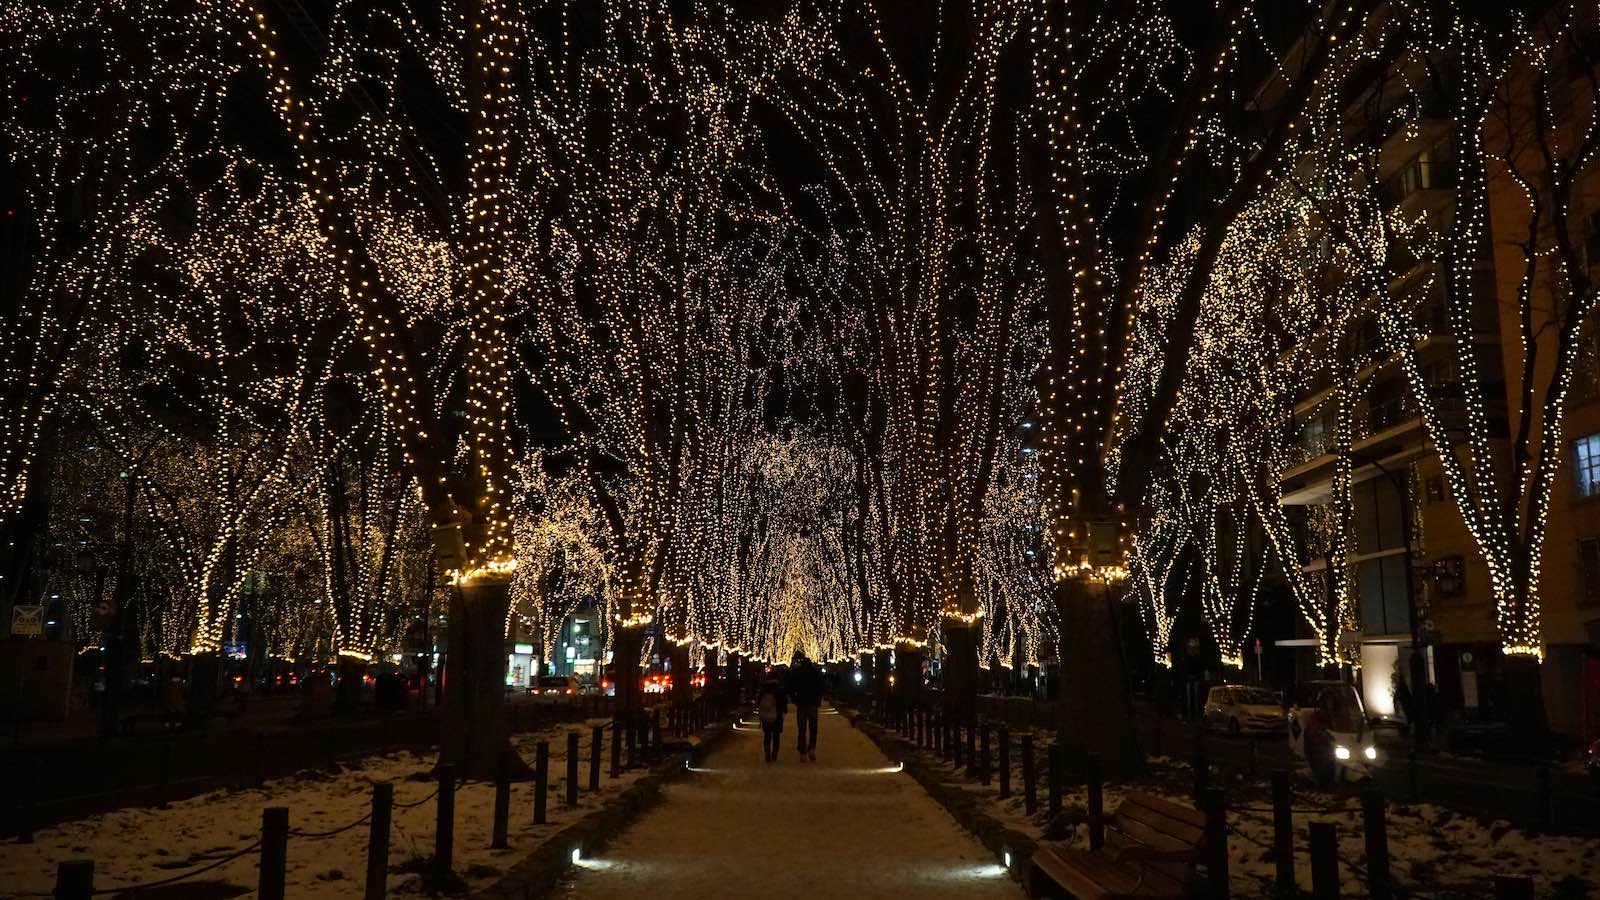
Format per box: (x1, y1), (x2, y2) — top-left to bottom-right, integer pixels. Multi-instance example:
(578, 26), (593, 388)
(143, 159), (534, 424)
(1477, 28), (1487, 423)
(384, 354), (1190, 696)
(1380, 159), (1455, 217)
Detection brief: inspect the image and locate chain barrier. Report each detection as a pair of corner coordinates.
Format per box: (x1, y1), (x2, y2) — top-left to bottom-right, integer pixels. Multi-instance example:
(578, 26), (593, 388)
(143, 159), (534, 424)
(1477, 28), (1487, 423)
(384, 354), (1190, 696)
(392, 787), (440, 810)
(290, 811), (373, 839)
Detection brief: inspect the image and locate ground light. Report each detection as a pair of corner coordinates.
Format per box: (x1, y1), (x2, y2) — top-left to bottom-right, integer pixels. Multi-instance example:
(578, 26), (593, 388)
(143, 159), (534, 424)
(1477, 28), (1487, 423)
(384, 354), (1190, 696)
(571, 847), (582, 865)
(1003, 849), (1012, 869)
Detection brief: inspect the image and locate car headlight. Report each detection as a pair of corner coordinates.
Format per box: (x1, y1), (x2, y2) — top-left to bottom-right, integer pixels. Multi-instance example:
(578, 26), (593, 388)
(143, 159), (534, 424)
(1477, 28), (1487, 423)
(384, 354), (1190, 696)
(1334, 745), (1351, 761)
(1364, 746), (1378, 761)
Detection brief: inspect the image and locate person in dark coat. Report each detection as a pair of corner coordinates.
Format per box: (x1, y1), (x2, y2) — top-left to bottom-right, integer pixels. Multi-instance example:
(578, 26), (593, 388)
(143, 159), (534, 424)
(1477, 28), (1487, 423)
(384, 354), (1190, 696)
(789, 655), (827, 761)
(756, 672), (788, 762)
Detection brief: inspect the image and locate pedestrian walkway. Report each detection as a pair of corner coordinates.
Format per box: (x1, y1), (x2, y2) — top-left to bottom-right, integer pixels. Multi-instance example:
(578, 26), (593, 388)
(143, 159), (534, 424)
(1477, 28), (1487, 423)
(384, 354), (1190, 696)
(558, 704), (1022, 899)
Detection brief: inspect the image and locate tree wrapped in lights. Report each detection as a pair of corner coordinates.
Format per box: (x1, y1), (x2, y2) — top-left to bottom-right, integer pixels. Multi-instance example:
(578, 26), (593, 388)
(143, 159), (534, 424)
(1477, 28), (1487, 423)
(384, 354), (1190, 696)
(1277, 5), (1600, 721)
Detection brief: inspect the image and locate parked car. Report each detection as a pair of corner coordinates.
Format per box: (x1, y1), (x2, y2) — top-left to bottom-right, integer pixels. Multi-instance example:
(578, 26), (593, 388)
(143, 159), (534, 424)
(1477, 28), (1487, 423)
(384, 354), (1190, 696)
(529, 674), (580, 700)
(1203, 685), (1286, 735)
(1288, 680), (1377, 784)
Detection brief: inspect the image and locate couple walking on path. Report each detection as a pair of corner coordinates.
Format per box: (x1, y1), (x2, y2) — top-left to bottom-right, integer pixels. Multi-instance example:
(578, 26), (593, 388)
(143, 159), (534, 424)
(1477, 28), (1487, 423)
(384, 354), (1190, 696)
(756, 655), (827, 762)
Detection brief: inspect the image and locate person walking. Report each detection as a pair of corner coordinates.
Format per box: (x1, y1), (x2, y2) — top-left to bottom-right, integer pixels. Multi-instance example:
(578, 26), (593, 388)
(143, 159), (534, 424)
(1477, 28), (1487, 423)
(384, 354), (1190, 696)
(790, 655), (826, 761)
(757, 671), (788, 762)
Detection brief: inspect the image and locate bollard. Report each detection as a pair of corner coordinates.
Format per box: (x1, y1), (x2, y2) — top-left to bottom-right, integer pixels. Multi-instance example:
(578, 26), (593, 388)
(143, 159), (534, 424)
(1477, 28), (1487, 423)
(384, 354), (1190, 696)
(1271, 769), (1294, 893)
(54, 860), (93, 900)
(650, 709), (662, 762)
(365, 783), (393, 900)
(256, 732), (267, 788)
(952, 721), (964, 766)
(1086, 752), (1104, 851)
(1493, 875), (1535, 900)
(1362, 788), (1390, 900)
(980, 725), (991, 786)
(966, 719), (978, 777)
(260, 807), (289, 900)
(590, 725), (603, 791)
(567, 732), (579, 806)
(1021, 733), (1037, 814)
(917, 707), (926, 746)
(625, 713), (637, 769)
(1048, 742), (1063, 816)
(1247, 735), (1258, 781)
(933, 714), (944, 756)
(1408, 750), (1420, 804)
(17, 764), (35, 844)
(1202, 787), (1229, 900)
(534, 741), (549, 825)
(157, 741), (173, 809)
(434, 765), (455, 880)
(998, 728), (1011, 799)
(327, 724), (338, 771)
(1309, 821), (1338, 900)
(491, 751), (511, 849)
(611, 719), (622, 778)
(1537, 765), (1553, 828)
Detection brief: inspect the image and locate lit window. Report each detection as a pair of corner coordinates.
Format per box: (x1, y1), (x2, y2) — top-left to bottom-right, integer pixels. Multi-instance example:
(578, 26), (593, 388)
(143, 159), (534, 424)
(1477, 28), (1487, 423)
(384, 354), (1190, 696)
(1577, 434), (1600, 497)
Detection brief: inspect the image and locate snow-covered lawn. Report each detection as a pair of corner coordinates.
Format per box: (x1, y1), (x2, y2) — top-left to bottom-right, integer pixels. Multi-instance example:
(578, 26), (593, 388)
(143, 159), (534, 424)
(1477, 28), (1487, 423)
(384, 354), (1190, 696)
(555, 705), (1022, 899)
(868, 723), (1600, 898)
(0, 719), (644, 898)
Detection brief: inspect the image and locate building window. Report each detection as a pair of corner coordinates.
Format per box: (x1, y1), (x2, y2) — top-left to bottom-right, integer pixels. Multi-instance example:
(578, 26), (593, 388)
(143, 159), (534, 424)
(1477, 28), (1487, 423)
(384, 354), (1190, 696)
(1576, 434), (1600, 497)
(1425, 476), (1445, 503)
(1582, 539), (1600, 606)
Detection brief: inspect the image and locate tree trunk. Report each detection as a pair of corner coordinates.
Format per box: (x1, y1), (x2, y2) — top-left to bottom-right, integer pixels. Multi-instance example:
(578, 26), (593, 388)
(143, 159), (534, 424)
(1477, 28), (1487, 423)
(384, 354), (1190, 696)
(1055, 578), (1143, 775)
(335, 654), (367, 714)
(612, 623), (646, 728)
(725, 651), (741, 704)
(942, 622), (979, 726)
(669, 641), (692, 706)
(874, 648), (893, 697)
(442, 578), (527, 779)
(701, 646), (719, 705)
(894, 641), (924, 705)
(1501, 653), (1547, 738)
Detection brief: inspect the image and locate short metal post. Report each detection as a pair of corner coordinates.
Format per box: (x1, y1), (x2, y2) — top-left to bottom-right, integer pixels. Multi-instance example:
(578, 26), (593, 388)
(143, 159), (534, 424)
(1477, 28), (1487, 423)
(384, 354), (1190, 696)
(433, 764), (455, 880)
(1048, 742), (1063, 816)
(966, 718), (978, 777)
(534, 741), (549, 825)
(1022, 733), (1037, 814)
(979, 724), (991, 786)
(259, 807), (289, 900)
(1309, 821), (1338, 900)
(611, 719), (622, 777)
(1203, 787), (1229, 900)
(998, 727), (1011, 799)
(590, 724), (603, 791)
(365, 783), (392, 900)
(157, 741), (172, 809)
(1494, 875), (1535, 900)
(1271, 769), (1294, 893)
(566, 732), (579, 806)
(1362, 788), (1390, 900)
(256, 732), (267, 788)
(55, 860), (93, 900)
(1086, 752), (1104, 850)
(491, 751), (510, 849)
(1537, 765), (1553, 828)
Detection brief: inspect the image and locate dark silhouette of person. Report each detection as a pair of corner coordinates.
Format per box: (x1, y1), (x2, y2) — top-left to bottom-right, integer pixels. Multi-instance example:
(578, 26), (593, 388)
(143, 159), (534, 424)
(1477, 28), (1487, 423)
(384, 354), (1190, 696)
(789, 655), (827, 761)
(756, 672), (788, 762)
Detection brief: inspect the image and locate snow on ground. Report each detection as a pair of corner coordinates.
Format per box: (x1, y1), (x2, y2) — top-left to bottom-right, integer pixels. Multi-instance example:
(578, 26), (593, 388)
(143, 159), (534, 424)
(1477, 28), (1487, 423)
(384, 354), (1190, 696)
(0, 719), (643, 898)
(555, 704), (1022, 900)
(877, 725), (1600, 898)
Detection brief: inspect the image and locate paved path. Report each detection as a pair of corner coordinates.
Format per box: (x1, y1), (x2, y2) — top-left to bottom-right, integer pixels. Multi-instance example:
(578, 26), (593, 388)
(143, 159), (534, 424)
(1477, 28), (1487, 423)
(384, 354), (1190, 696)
(558, 704), (1022, 899)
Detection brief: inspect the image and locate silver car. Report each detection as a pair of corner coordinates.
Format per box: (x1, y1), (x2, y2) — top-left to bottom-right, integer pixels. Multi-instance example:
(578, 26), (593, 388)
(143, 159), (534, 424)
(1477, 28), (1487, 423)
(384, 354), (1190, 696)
(1204, 685), (1287, 735)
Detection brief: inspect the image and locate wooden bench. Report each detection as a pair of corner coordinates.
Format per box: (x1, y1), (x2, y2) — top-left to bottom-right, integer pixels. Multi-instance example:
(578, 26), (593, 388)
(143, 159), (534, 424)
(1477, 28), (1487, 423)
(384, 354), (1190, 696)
(1030, 790), (1206, 899)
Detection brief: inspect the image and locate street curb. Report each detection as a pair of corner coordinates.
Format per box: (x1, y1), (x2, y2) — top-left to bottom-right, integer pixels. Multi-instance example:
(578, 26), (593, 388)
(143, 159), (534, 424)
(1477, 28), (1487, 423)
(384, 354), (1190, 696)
(471, 714), (736, 900)
(839, 706), (1044, 897)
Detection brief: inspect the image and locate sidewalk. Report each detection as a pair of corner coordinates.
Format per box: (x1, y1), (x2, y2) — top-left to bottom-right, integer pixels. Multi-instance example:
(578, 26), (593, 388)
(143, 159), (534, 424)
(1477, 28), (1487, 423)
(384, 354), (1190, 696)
(557, 705), (1022, 899)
